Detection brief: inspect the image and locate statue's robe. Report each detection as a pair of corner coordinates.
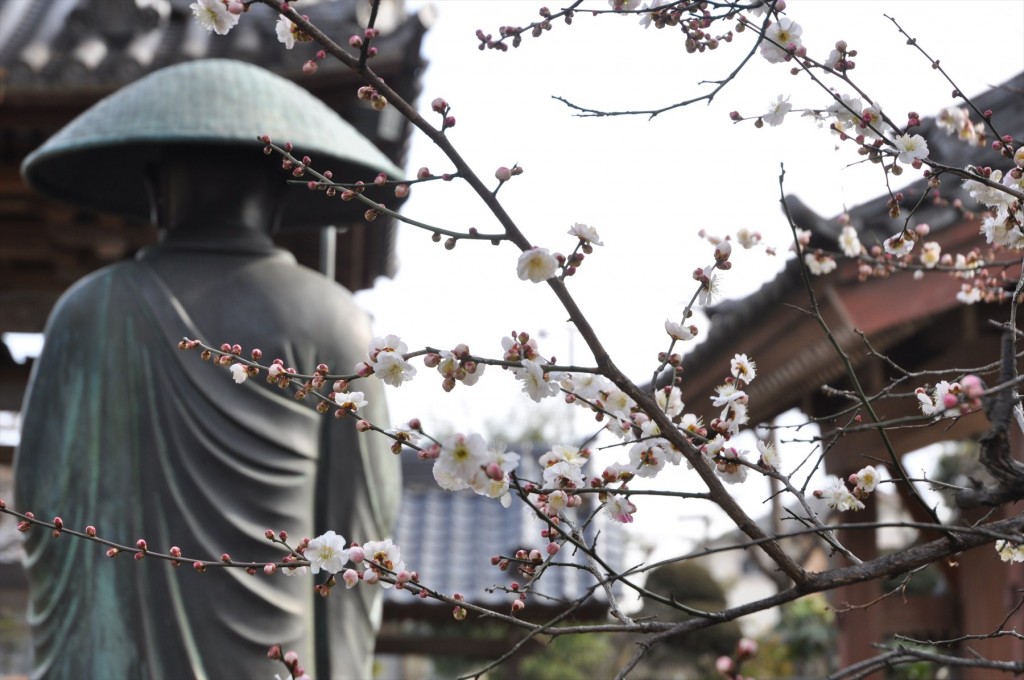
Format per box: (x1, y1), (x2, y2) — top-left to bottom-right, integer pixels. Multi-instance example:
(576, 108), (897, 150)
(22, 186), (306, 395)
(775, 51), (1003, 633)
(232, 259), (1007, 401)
(15, 242), (400, 679)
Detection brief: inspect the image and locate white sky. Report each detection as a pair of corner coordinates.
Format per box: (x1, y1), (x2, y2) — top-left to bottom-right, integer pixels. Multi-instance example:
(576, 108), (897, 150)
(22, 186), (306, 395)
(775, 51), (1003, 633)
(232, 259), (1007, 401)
(351, 1), (1024, 550)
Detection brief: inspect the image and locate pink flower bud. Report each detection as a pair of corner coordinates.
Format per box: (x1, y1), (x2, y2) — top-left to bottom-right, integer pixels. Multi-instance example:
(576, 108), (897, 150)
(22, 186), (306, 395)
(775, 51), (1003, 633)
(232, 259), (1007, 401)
(302, 60), (318, 75)
(715, 655), (735, 673)
(431, 97), (448, 113)
(170, 546), (182, 558)
(349, 545), (366, 563)
(106, 547), (119, 557)
(134, 552), (145, 561)
(264, 564), (277, 575)
(363, 570), (380, 585)
(529, 549), (543, 563)
(395, 184), (409, 198)
(136, 539), (148, 551)
(356, 419), (372, 432)
(511, 599), (525, 614)
(349, 35), (363, 48)
(495, 166), (512, 182)
(221, 553), (232, 564)
(453, 606), (468, 621)
(193, 561), (207, 573)
(942, 393), (959, 410)
(546, 542), (560, 556)
(267, 644), (283, 660)
(284, 651), (299, 665)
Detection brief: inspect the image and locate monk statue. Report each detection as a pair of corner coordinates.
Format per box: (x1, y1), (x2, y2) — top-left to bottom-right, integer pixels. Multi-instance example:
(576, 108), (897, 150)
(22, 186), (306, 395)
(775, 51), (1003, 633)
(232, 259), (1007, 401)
(15, 59), (402, 679)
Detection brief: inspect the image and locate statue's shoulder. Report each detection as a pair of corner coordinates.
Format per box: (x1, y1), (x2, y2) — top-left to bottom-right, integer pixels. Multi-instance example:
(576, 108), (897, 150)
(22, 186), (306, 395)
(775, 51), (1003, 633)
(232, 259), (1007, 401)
(46, 260), (144, 323)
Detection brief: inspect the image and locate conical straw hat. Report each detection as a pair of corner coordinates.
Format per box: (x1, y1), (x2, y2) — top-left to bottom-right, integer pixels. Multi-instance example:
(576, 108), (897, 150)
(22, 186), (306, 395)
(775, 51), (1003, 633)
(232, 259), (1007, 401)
(22, 58), (402, 228)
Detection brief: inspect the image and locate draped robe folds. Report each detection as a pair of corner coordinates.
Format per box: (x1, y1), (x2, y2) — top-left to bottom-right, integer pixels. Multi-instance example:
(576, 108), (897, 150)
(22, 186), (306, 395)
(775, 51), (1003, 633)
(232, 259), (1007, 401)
(14, 244), (401, 680)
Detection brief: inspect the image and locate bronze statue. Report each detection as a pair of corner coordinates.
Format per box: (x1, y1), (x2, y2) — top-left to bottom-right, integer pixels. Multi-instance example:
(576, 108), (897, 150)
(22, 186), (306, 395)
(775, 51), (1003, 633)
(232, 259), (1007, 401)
(15, 59), (402, 679)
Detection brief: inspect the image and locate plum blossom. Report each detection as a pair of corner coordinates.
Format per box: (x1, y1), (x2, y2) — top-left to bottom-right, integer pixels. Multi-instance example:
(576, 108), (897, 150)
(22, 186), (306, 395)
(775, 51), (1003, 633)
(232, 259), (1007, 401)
(920, 241), (941, 268)
(883, 232), (915, 257)
(604, 495), (637, 523)
(568, 222), (603, 245)
(517, 248), (558, 283)
(470, 445), (520, 507)
(628, 440), (668, 478)
(760, 18), (803, 63)
(305, 531), (349, 575)
(698, 266), (721, 307)
(762, 94), (792, 127)
(229, 363), (248, 384)
(361, 539), (405, 587)
(820, 477), (865, 511)
(334, 391), (367, 412)
(715, 447), (749, 484)
(561, 372), (610, 400)
(857, 104), (890, 140)
(656, 386), (685, 418)
(608, 0), (641, 10)
(757, 440), (780, 470)
(892, 133), (929, 164)
(916, 381), (962, 417)
(364, 335), (416, 387)
(543, 460), (585, 491)
(190, 0), (240, 35)
(854, 465), (879, 493)
(826, 95), (864, 134)
(515, 359), (560, 402)
(981, 211), (1024, 249)
(601, 388), (636, 419)
(731, 354), (757, 383)
(711, 382), (747, 408)
(963, 169), (1011, 208)
(665, 319), (697, 341)
(839, 225), (863, 257)
(804, 252), (837, 275)
(276, 14), (297, 49)
(996, 540), (1024, 563)
(539, 445), (589, 468)
(433, 433), (488, 491)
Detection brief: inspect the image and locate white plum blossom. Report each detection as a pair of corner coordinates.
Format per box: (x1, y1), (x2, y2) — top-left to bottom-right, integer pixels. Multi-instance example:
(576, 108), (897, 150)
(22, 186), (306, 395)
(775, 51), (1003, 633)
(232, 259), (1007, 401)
(698, 266), (721, 307)
(372, 351), (416, 387)
(731, 354), (757, 383)
(334, 391), (367, 412)
(276, 14), (297, 49)
(892, 133), (929, 164)
(608, 0), (641, 10)
(981, 211), (1024, 249)
(883, 232), (915, 257)
(996, 540), (1024, 563)
(361, 539), (404, 587)
(543, 460), (585, 490)
(305, 531), (350, 575)
(517, 247), (559, 283)
(628, 440), (668, 478)
(826, 95), (864, 134)
(229, 363), (248, 384)
(604, 495), (637, 523)
(763, 94), (792, 127)
(711, 382), (747, 408)
(561, 372), (611, 400)
(736, 228), (762, 249)
(760, 18), (803, 63)
(916, 381), (961, 417)
(433, 433), (488, 491)
(820, 477), (865, 511)
(757, 440), (780, 470)
(568, 222), (603, 245)
(715, 447), (749, 484)
(920, 242), (942, 268)
(655, 386), (685, 418)
(804, 252), (837, 275)
(857, 104), (890, 140)
(963, 169), (1011, 208)
(190, 0), (240, 35)
(470, 445), (520, 507)
(515, 359), (560, 402)
(539, 445), (589, 468)
(665, 319), (697, 341)
(854, 465), (879, 493)
(601, 388), (636, 419)
(839, 225), (863, 257)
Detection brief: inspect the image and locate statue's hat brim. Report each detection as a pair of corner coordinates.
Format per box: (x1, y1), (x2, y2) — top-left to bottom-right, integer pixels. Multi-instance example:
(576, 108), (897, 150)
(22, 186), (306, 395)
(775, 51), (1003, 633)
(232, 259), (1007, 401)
(21, 59), (403, 229)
